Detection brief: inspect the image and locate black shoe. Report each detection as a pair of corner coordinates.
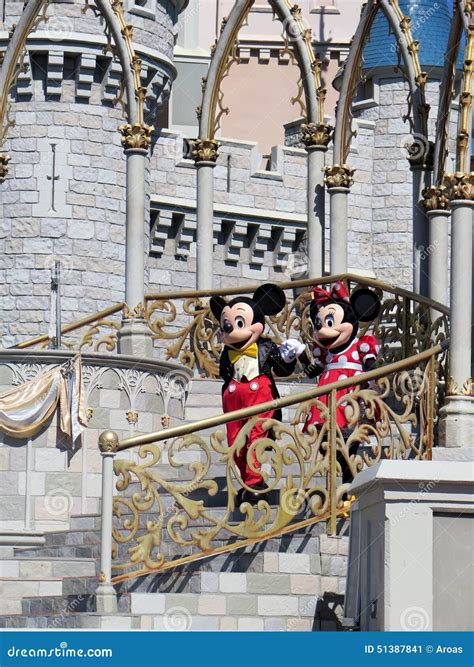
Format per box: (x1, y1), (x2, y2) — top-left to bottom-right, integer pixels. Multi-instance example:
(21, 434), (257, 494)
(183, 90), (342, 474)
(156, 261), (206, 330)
(242, 481), (269, 505)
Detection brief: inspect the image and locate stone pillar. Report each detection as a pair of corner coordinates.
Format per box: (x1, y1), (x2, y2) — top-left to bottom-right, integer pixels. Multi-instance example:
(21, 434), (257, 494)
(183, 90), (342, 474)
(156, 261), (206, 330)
(117, 123), (153, 358)
(407, 141), (433, 296)
(301, 123), (332, 278)
(439, 174), (474, 448)
(422, 185), (451, 307)
(324, 165), (355, 275)
(95, 431), (119, 615)
(191, 139), (219, 290)
(345, 460), (474, 631)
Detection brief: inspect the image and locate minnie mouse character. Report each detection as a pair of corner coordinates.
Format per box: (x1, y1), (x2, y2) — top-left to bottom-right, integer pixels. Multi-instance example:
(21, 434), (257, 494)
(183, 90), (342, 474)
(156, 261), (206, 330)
(281, 281), (381, 458)
(210, 284), (296, 500)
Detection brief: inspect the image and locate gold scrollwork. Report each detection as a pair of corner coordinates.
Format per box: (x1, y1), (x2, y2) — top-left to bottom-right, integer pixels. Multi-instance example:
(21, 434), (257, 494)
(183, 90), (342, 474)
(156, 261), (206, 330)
(146, 297), (220, 377)
(110, 357), (436, 581)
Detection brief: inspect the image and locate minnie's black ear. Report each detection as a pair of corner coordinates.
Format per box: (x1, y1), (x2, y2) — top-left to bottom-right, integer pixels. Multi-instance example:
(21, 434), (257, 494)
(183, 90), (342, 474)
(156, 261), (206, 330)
(350, 288), (381, 322)
(253, 283), (286, 316)
(209, 296), (227, 321)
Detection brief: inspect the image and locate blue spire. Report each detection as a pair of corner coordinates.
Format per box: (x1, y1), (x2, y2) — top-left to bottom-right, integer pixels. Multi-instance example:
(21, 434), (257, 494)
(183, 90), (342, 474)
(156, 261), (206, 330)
(363, 0), (452, 70)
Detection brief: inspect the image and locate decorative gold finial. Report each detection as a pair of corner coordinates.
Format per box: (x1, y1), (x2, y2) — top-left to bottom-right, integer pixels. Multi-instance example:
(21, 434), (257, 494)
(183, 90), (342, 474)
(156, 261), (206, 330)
(98, 431), (119, 453)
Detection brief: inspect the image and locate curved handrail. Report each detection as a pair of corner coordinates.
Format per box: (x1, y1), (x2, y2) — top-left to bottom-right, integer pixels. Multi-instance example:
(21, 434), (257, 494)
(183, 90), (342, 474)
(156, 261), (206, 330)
(144, 273), (450, 316)
(13, 273), (449, 353)
(13, 302), (125, 350)
(117, 342), (448, 452)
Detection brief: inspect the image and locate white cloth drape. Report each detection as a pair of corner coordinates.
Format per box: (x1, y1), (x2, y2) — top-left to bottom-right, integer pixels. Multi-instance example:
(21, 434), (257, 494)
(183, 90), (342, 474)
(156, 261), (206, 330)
(0, 355), (87, 446)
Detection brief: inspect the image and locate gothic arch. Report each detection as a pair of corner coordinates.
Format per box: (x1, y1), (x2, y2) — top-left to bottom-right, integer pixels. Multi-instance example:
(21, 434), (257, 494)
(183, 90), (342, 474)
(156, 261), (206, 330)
(198, 0), (326, 142)
(333, 0), (430, 166)
(0, 0), (143, 173)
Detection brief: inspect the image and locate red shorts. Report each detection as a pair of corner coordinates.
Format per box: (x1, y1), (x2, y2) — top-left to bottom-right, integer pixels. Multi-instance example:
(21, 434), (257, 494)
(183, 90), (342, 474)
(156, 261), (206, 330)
(222, 374), (276, 486)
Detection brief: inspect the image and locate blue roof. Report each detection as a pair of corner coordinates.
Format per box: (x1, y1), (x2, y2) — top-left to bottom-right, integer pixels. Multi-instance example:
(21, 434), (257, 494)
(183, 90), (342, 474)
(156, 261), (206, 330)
(363, 0), (452, 70)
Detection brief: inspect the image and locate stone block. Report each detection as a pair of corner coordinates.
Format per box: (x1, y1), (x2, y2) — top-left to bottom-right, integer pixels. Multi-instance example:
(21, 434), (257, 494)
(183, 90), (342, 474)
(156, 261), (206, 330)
(264, 617), (286, 631)
(238, 617), (264, 631)
(219, 572), (247, 593)
(131, 593), (166, 614)
(278, 553), (310, 574)
(226, 594), (257, 616)
(247, 573), (290, 594)
(201, 573), (219, 593)
(320, 576), (339, 594)
(298, 596), (317, 617)
(164, 594), (198, 614)
(34, 449), (65, 472)
(258, 595), (299, 616)
(220, 617), (238, 631)
(290, 574), (321, 595)
(198, 594), (226, 615)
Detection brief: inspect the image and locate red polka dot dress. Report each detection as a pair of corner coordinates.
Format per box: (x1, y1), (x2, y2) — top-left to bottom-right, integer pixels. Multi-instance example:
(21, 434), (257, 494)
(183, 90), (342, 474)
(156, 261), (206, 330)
(304, 334), (380, 429)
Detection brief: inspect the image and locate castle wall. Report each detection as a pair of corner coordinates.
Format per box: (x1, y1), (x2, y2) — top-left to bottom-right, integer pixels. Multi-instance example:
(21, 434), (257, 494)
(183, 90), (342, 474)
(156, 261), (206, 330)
(0, 0), (458, 345)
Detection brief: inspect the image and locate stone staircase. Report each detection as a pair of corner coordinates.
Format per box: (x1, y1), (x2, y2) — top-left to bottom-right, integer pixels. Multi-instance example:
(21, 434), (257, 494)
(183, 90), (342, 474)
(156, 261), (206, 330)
(0, 503), (349, 630)
(0, 376), (353, 630)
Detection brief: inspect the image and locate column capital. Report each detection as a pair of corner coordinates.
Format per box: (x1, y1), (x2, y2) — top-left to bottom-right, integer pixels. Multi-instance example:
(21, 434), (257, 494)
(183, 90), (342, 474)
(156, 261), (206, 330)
(324, 164), (355, 190)
(444, 172), (474, 202)
(190, 138), (219, 164)
(422, 184), (450, 212)
(301, 122), (333, 149)
(118, 123), (153, 151)
(447, 377), (473, 397)
(0, 153), (11, 179)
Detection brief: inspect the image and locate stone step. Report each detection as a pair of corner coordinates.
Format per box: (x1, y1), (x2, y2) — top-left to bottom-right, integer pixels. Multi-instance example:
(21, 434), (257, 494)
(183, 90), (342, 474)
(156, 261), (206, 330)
(0, 578), (64, 615)
(0, 557), (97, 580)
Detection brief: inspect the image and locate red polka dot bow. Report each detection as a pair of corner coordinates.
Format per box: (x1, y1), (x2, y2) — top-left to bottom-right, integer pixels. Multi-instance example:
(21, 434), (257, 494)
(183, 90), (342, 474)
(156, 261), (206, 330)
(312, 281), (350, 304)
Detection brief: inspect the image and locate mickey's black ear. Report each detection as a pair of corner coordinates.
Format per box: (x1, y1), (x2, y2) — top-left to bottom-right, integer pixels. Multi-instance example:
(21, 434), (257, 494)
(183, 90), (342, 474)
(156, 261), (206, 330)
(209, 296), (227, 321)
(350, 288), (381, 322)
(253, 283), (286, 316)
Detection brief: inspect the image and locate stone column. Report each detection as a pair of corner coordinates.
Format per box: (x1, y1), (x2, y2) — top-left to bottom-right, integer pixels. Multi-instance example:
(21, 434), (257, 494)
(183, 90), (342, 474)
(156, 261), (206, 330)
(95, 431), (119, 614)
(301, 123), (332, 278)
(117, 123), (153, 357)
(422, 185), (451, 307)
(439, 173), (474, 449)
(407, 142), (433, 296)
(191, 139), (219, 290)
(324, 165), (355, 275)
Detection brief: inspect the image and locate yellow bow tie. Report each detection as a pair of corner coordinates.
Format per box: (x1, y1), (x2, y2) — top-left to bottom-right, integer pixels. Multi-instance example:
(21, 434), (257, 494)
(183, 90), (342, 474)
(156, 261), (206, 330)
(228, 343), (258, 365)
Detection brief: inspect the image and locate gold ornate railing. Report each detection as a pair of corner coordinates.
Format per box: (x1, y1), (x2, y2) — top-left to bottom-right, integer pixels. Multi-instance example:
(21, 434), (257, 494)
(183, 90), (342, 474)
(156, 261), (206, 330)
(14, 302), (125, 352)
(15, 274), (449, 376)
(143, 273), (450, 406)
(101, 343), (445, 585)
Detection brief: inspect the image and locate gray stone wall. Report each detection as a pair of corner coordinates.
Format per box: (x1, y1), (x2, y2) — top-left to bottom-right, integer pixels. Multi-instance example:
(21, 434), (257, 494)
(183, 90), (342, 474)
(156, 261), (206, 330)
(0, 352), (190, 532)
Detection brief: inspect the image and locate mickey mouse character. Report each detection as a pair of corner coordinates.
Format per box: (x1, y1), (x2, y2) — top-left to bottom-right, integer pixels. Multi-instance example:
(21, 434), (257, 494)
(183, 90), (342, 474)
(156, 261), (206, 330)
(210, 284), (296, 499)
(281, 281), (381, 470)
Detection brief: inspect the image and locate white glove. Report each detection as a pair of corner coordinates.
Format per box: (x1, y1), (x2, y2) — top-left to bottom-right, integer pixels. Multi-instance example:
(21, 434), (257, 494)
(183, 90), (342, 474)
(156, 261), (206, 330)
(280, 338), (306, 363)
